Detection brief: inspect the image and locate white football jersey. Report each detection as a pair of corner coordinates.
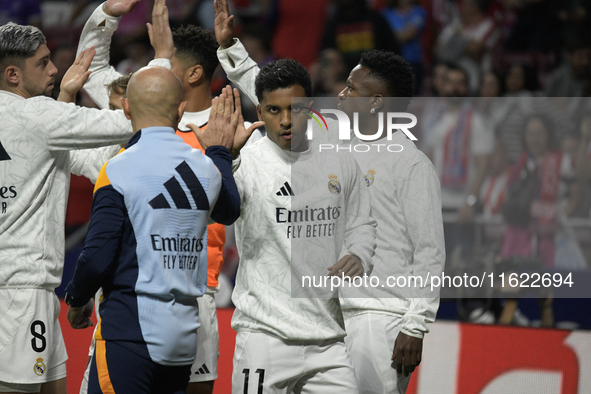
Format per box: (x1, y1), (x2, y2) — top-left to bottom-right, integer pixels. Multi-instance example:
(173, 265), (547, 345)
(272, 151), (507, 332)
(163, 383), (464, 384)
(0, 91), (131, 288)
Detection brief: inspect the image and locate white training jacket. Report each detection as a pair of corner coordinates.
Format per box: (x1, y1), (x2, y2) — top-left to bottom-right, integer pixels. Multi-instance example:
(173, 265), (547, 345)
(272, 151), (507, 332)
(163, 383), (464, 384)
(232, 136), (377, 340)
(217, 39), (445, 338)
(0, 91), (132, 289)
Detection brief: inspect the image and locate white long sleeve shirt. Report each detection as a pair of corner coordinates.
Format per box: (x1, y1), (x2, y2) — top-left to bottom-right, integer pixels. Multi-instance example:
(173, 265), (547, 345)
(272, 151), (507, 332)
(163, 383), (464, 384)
(232, 137), (376, 340)
(218, 39), (445, 338)
(0, 91), (132, 289)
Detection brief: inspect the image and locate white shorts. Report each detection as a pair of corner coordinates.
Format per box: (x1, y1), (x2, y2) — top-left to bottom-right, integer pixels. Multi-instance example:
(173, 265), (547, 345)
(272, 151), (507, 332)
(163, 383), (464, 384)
(0, 289), (68, 385)
(343, 312), (411, 394)
(189, 293), (219, 383)
(232, 331), (358, 394)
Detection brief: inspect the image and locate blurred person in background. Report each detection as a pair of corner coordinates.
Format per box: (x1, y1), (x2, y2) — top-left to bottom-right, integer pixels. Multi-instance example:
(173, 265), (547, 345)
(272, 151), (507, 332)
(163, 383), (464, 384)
(310, 49), (348, 97)
(545, 37), (591, 97)
(504, 62), (541, 96)
(556, 0), (590, 49)
(50, 46), (78, 101)
(382, 0), (426, 94)
(499, 114), (585, 326)
(480, 70), (503, 98)
(419, 63), (449, 146)
(436, 0), (501, 93)
(423, 64), (494, 323)
(321, 0), (400, 70)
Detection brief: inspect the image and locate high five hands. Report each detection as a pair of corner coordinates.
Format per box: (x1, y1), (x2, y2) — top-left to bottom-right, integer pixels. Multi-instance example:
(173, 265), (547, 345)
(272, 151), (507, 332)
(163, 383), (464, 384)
(189, 85), (264, 158)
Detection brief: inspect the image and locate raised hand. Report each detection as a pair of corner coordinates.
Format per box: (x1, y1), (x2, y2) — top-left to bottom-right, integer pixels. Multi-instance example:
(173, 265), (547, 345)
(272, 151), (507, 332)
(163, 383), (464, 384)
(147, 0), (174, 60)
(104, 0), (142, 17)
(58, 47), (96, 103)
(214, 0), (235, 48)
(189, 86), (238, 151)
(230, 87), (264, 158)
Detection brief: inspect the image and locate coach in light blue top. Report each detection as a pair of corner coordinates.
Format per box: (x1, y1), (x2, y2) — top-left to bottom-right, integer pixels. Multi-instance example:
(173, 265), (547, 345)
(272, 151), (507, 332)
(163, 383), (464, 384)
(64, 67), (240, 393)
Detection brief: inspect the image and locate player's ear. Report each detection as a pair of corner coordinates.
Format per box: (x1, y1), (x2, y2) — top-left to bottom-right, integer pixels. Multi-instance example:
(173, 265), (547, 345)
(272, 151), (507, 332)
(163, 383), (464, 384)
(256, 104), (263, 122)
(121, 97), (131, 120)
(187, 65), (203, 84)
(177, 100), (187, 122)
(371, 95), (384, 112)
(4, 65), (20, 86)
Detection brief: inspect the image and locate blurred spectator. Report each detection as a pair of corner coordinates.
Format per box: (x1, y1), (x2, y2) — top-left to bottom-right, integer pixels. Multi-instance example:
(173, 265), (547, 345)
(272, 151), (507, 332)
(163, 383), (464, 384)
(436, 0), (501, 93)
(109, 0), (151, 66)
(241, 23), (275, 66)
(418, 63), (449, 148)
(499, 114), (586, 327)
(310, 49), (348, 97)
(166, 0), (201, 28)
(481, 138), (511, 223)
(116, 36), (153, 75)
(544, 38), (591, 97)
(478, 70), (503, 121)
(504, 0), (559, 53)
(321, 0), (400, 70)
(382, 0), (426, 93)
(430, 62), (450, 97)
(0, 0), (42, 29)
(423, 64), (493, 252)
(556, 0), (591, 47)
(480, 70), (503, 98)
(501, 115), (582, 268)
(504, 63), (541, 95)
(270, 0), (330, 68)
(50, 46), (77, 101)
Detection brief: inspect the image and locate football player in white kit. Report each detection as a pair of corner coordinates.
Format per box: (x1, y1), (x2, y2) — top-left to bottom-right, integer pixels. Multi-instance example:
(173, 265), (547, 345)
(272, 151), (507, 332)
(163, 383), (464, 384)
(213, 1), (445, 392)
(207, 58), (377, 393)
(0, 22), (132, 394)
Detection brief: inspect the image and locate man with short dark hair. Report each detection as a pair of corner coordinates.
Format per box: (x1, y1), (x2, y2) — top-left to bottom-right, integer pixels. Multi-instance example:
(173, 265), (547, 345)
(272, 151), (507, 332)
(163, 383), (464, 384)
(0, 21), (132, 394)
(204, 55), (377, 393)
(214, 2), (445, 392)
(545, 38), (591, 97)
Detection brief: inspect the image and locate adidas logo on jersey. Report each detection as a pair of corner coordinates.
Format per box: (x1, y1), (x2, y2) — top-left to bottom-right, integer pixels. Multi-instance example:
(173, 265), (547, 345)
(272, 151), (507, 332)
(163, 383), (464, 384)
(149, 161), (209, 210)
(276, 182), (294, 196)
(194, 363), (210, 375)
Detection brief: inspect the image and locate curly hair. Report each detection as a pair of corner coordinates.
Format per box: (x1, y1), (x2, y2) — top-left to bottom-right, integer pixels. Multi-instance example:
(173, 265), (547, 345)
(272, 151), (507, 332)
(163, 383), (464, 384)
(172, 25), (219, 81)
(359, 50), (414, 109)
(255, 59), (312, 102)
(105, 73), (133, 97)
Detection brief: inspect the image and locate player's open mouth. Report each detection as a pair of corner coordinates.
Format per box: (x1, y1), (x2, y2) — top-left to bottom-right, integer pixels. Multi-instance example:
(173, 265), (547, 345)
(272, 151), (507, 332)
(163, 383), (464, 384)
(281, 131), (292, 140)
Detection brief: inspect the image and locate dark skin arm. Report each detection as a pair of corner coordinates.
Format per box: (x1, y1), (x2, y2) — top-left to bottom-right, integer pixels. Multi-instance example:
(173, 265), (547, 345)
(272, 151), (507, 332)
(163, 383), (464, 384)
(392, 332), (423, 376)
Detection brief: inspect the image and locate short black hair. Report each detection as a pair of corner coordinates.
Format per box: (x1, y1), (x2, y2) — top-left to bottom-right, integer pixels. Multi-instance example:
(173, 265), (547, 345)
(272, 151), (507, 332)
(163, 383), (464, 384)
(172, 25), (219, 81)
(255, 59), (312, 102)
(359, 50), (414, 110)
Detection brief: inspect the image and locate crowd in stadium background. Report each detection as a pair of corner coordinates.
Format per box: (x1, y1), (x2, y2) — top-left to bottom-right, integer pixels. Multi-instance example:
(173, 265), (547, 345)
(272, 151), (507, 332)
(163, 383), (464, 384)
(4, 0), (591, 328)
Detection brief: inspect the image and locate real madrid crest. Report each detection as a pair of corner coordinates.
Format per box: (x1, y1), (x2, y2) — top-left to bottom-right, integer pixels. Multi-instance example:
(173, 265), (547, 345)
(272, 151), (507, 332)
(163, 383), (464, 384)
(328, 173), (341, 195)
(34, 357), (46, 376)
(364, 169), (376, 187)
